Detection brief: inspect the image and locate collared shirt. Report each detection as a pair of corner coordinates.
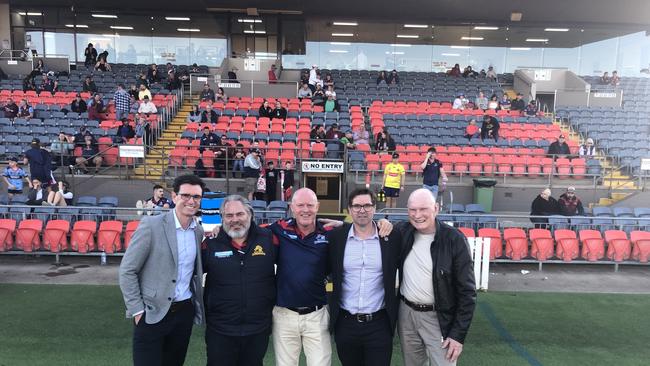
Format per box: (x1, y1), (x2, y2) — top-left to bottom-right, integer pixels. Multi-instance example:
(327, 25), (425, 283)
(341, 224), (384, 314)
(172, 209), (197, 302)
(114, 89), (130, 112)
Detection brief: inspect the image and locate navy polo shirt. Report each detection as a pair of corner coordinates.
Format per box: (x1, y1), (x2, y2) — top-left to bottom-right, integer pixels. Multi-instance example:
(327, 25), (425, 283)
(423, 159), (443, 186)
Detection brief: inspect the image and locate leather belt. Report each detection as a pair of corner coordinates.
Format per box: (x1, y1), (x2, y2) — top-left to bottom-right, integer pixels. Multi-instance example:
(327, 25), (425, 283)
(169, 299), (192, 313)
(401, 295), (434, 312)
(340, 308), (385, 323)
(287, 305), (323, 315)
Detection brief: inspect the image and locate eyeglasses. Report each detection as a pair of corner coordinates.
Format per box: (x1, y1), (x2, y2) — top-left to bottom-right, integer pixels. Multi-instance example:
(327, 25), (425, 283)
(350, 204), (375, 212)
(178, 193), (202, 201)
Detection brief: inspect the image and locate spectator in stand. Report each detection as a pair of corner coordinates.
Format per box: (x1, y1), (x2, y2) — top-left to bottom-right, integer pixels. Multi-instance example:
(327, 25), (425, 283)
(375, 128), (396, 154)
(452, 93), (468, 110)
(165, 71), (180, 91)
(297, 83), (312, 100)
(300, 70), (310, 88)
(73, 126), (96, 147)
(128, 84), (139, 100)
(2, 97), (18, 119)
(530, 188), (560, 228)
(136, 72), (149, 89)
(22, 76), (36, 92)
(17, 99), (34, 120)
(323, 95), (340, 113)
(610, 71), (620, 86)
(82, 76), (98, 94)
(448, 64), (461, 77)
(88, 94), (106, 121)
(475, 92), (488, 110)
(353, 124), (369, 145)
(138, 84), (152, 101)
(480, 114), (500, 142)
(45, 181), (73, 207)
(186, 105), (202, 123)
(310, 124), (326, 143)
(308, 65), (318, 92)
(265, 161), (279, 203)
(323, 73), (335, 88)
(268, 64), (278, 84)
(499, 94), (511, 111)
(137, 96), (158, 115)
(84, 43), (98, 68)
(199, 127), (219, 153)
(525, 100), (538, 116)
(40, 75), (58, 94)
(75, 135), (103, 174)
(258, 99), (273, 118)
(116, 118), (135, 144)
(281, 161), (294, 201)
(387, 69), (400, 84)
(547, 135), (571, 158)
(339, 130), (356, 150)
(487, 94), (500, 110)
(244, 149), (262, 200)
(324, 85), (336, 99)
(376, 71), (388, 85)
(24, 138), (53, 187)
(382, 153), (406, 209)
(165, 62), (176, 75)
(313, 73), (324, 90)
(94, 57), (111, 72)
(579, 138), (596, 157)
(26, 178), (46, 206)
(227, 67), (239, 83)
(33, 59), (46, 76)
(49, 132), (74, 168)
(486, 66), (497, 81)
(510, 93), (526, 112)
(215, 87), (227, 103)
(114, 84), (130, 121)
(134, 114), (152, 146)
(462, 66), (478, 78)
(464, 119), (480, 141)
(70, 93), (87, 113)
(421, 147), (448, 199)
(3, 157), (30, 198)
(232, 143), (246, 177)
(136, 184), (174, 215)
(147, 64), (161, 84)
(272, 101), (287, 121)
(558, 187), (585, 216)
(129, 96), (140, 115)
(600, 72), (610, 84)
(200, 83), (216, 103)
(325, 123), (343, 140)
(201, 104), (219, 124)
(312, 84), (326, 106)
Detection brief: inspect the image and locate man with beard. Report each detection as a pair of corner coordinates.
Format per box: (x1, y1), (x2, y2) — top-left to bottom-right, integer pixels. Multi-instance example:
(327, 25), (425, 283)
(201, 195), (277, 366)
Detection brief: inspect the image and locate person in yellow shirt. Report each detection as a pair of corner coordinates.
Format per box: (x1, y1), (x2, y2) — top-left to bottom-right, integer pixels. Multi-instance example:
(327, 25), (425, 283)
(382, 153), (406, 208)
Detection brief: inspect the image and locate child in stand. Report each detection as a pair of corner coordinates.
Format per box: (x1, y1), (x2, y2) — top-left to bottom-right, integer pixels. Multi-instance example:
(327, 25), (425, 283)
(232, 143), (246, 178)
(2, 157), (30, 198)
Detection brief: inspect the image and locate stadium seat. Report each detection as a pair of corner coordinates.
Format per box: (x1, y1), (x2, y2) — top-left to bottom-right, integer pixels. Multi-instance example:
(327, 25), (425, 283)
(554, 229), (580, 262)
(42, 220), (70, 253)
(71, 221), (98, 253)
(458, 227), (475, 238)
(124, 221), (140, 250)
(630, 231), (650, 263)
(478, 228), (502, 259)
(578, 229), (605, 261)
(15, 219), (43, 252)
(0, 219), (16, 251)
(76, 196), (98, 207)
(592, 206), (613, 217)
(604, 230), (631, 262)
(529, 229), (554, 261)
(503, 228), (528, 260)
(97, 221), (123, 254)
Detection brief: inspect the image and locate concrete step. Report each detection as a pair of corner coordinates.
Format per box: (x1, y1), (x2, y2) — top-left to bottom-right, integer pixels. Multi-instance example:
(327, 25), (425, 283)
(598, 197), (614, 205)
(611, 192), (632, 201)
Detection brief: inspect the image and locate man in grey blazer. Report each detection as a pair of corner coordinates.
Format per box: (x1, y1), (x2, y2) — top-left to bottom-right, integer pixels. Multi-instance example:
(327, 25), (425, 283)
(120, 174), (206, 366)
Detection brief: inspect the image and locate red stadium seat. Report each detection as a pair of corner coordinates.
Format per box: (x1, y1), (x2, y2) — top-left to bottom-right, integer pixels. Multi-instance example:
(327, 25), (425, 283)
(311, 143), (326, 158)
(555, 158), (571, 178)
(0, 219), (16, 251)
(185, 149), (201, 168)
(124, 221), (140, 250)
(630, 231), (650, 263)
(71, 221), (98, 253)
(529, 229), (554, 261)
(527, 156), (542, 176)
(604, 230), (631, 262)
(15, 219), (43, 252)
(42, 220), (70, 253)
(578, 230), (605, 261)
(98, 221), (124, 254)
(478, 228), (502, 259)
(511, 156), (527, 177)
(458, 227), (475, 238)
(554, 229), (580, 261)
(503, 228), (528, 260)
(571, 158), (586, 179)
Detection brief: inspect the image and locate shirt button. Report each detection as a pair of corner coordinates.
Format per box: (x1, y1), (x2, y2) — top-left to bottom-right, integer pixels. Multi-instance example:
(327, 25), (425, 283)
(172, 280), (176, 283)
(168, 297), (172, 301)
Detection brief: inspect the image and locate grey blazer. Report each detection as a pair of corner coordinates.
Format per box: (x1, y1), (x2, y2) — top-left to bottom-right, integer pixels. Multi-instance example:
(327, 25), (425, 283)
(119, 210), (205, 325)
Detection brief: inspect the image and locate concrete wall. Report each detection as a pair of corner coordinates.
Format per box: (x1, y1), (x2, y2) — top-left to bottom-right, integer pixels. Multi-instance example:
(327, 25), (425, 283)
(40, 57), (70, 73)
(0, 2), (10, 51)
(555, 90), (589, 107)
(0, 59), (33, 75)
(189, 75), (298, 99)
(513, 70), (535, 99)
(222, 58), (280, 82)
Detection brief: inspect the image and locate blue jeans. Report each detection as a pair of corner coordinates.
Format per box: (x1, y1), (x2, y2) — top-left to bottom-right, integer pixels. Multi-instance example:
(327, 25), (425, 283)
(233, 160), (244, 173)
(423, 184), (439, 200)
(115, 110), (129, 121)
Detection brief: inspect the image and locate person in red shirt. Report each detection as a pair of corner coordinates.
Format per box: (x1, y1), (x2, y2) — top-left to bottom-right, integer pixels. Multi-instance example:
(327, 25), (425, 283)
(268, 64), (278, 84)
(464, 119), (480, 141)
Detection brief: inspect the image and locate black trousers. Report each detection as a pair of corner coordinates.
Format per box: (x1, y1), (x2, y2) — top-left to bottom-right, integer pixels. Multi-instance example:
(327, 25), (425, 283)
(205, 328), (269, 366)
(132, 300), (195, 366)
(334, 309), (393, 366)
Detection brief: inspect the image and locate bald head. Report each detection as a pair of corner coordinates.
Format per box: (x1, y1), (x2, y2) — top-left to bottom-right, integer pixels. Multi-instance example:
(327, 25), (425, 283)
(290, 188), (320, 234)
(407, 188), (437, 208)
(407, 188), (439, 234)
(292, 187), (318, 204)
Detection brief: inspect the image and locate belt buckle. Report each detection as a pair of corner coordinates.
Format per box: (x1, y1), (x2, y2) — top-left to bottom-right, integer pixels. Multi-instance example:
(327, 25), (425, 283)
(356, 314), (372, 322)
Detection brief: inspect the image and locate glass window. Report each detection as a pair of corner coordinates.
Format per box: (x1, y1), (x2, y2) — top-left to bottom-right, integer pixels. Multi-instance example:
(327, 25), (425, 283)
(43, 31), (75, 58)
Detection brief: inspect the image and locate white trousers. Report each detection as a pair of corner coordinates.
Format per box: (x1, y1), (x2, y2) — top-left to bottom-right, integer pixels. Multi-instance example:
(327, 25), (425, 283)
(272, 305), (332, 366)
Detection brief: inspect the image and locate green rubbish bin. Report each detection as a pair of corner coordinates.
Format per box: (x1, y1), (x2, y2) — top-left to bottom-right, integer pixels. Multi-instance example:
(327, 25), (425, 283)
(473, 178), (497, 213)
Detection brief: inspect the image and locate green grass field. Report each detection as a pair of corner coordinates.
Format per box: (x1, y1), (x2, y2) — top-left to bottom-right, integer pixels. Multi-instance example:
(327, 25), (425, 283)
(1, 284), (649, 366)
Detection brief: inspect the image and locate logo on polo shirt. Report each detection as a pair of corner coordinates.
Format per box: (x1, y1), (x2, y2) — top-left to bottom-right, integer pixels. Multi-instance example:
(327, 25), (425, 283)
(252, 245), (266, 256)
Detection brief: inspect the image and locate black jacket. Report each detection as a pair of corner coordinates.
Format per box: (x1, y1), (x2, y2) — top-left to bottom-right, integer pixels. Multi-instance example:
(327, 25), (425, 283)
(547, 141), (571, 156)
(398, 220), (476, 344)
(201, 221), (277, 336)
(327, 223), (403, 335)
(201, 110), (219, 124)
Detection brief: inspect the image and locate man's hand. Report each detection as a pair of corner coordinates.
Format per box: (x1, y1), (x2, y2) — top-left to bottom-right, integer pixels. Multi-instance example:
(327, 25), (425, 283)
(318, 218), (343, 228)
(134, 313), (143, 325)
(442, 337), (463, 362)
(207, 224), (222, 238)
(377, 219), (393, 236)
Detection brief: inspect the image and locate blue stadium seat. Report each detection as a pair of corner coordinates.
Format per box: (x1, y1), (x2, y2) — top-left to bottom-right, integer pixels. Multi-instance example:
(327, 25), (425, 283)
(76, 196), (97, 207)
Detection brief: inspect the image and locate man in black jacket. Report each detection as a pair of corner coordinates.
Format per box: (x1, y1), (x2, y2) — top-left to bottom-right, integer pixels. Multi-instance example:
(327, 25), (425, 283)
(547, 135), (571, 158)
(201, 195), (277, 366)
(398, 188), (476, 366)
(327, 188), (402, 366)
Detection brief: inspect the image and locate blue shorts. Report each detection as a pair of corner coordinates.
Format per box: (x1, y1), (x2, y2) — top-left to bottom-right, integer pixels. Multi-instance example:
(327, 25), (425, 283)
(383, 187), (400, 198)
